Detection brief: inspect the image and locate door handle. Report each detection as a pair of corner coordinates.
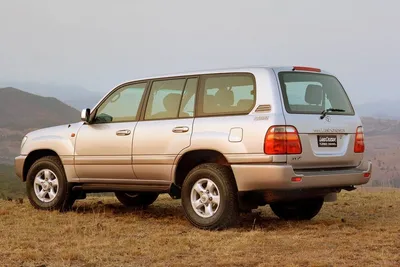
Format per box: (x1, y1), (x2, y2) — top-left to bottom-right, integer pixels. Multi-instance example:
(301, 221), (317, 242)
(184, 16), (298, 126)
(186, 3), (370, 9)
(116, 129), (131, 136)
(172, 126), (189, 133)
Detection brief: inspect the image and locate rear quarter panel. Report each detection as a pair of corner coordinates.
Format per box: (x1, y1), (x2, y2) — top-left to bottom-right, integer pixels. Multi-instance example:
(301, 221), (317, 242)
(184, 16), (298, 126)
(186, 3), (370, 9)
(179, 68), (286, 163)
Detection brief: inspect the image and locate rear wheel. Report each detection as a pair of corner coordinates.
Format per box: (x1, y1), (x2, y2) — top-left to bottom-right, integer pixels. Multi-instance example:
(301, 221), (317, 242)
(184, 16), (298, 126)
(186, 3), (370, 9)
(114, 192), (159, 208)
(26, 156), (75, 211)
(270, 197), (324, 220)
(181, 163), (239, 230)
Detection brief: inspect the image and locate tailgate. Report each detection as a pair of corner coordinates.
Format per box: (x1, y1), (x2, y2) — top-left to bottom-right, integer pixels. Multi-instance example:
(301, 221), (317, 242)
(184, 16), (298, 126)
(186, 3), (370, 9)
(275, 69), (363, 169)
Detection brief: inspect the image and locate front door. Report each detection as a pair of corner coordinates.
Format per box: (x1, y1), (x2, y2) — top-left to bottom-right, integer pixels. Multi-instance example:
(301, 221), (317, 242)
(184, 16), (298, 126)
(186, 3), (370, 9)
(133, 77), (198, 181)
(74, 82), (147, 180)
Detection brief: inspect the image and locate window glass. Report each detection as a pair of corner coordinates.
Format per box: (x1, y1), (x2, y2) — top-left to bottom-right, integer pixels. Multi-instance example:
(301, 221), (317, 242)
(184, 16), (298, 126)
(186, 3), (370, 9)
(179, 78), (198, 118)
(279, 72), (354, 114)
(145, 79), (186, 120)
(201, 74), (255, 115)
(94, 82), (147, 123)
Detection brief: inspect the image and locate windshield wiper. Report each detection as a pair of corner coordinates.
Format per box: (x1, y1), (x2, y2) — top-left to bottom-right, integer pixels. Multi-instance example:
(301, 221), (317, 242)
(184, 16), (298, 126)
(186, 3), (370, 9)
(320, 108), (346, 119)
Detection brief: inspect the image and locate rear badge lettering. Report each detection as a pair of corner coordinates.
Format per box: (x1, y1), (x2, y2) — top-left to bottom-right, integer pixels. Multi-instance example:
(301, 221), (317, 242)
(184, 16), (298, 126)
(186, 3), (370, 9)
(313, 128), (345, 133)
(254, 116), (269, 121)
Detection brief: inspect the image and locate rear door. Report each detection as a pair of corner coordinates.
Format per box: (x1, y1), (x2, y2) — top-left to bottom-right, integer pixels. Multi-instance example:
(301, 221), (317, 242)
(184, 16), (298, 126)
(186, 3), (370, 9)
(132, 77), (198, 181)
(276, 69), (363, 169)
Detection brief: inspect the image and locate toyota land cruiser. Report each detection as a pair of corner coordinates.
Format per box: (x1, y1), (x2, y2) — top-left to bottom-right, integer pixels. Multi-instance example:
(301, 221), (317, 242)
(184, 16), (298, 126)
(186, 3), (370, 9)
(15, 66), (372, 229)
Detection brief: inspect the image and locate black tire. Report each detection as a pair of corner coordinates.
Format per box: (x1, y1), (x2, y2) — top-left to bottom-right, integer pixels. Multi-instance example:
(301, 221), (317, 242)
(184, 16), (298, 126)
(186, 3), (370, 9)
(26, 156), (75, 211)
(270, 197), (324, 220)
(114, 192), (159, 208)
(181, 163), (239, 230)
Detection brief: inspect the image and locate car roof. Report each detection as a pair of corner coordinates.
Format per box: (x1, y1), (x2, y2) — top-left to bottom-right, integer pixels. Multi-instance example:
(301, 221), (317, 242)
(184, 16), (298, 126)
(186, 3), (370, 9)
(123, 66), (332, 83)
(90, 65), (334, 110)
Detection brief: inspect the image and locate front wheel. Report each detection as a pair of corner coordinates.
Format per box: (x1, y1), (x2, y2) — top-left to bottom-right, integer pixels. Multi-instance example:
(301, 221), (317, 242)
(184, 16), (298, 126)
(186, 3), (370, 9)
(26, 156), (75, 211)
(181, 163), (239, 230)
(114, 192), (159, 208)
(270, 197), (324, 220)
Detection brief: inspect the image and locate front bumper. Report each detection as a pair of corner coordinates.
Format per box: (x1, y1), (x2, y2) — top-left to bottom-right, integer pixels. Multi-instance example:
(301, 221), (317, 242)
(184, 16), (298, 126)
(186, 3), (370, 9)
(15, 155), (27, 181)
(232, 161), (372, 192)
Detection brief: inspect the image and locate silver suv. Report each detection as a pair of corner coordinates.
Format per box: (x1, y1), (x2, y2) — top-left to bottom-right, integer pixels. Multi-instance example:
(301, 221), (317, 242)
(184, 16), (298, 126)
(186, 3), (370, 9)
(15, 66), (372, 229)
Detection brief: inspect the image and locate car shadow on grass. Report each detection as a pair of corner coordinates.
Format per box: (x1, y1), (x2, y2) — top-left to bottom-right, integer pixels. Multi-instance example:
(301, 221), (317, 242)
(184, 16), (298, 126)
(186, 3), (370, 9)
(70, 198), (311, 230)
(72, 198), (187, 219)
(68, 197), (367, 231)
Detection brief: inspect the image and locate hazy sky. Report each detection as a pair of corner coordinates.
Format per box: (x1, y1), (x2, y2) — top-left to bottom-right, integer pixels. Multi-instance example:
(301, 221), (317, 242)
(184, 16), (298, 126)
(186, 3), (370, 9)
(0, 0), (399, 105)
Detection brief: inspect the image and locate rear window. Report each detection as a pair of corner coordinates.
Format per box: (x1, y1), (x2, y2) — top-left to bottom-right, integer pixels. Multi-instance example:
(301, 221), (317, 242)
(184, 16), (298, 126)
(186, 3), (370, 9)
(278, 72), (355, 115)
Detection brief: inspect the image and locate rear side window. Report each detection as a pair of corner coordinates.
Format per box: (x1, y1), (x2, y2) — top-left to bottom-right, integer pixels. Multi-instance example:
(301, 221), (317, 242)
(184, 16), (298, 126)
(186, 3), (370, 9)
(145, 79), (186, 120)
(199, 74), (255, 116)
(278, 72), (355, 115)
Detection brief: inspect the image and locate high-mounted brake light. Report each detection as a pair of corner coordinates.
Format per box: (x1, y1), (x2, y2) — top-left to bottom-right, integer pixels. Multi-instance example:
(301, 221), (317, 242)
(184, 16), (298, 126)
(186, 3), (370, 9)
(292, 66), (321, 72)
(354, 126), (365, 153)
(264, 126), (302, 155)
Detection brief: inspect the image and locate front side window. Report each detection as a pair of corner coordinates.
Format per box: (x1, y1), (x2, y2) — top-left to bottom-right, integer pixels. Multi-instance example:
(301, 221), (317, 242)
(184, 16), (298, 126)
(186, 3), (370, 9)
(94, 82), (147, 123)
(200, 74), (255, 116)
(278, 72), (354, 115)
(145, 79), (186, 120)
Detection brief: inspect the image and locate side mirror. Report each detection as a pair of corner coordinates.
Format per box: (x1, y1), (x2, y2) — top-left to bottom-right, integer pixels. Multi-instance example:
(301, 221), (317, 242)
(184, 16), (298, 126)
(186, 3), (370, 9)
(81, 108), (90, 123)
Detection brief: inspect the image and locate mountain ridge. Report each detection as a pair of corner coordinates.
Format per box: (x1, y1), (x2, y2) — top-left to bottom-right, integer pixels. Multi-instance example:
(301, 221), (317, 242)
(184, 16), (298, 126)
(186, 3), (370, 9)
(0, 87), (80, 165)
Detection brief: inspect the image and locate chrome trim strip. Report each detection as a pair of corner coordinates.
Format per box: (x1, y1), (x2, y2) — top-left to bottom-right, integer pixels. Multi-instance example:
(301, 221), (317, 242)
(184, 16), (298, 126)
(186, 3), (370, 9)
(74, 156), (131, 165)
(78, 178), (171, 185)
(132, 155), (176, 165)
(60, 156), (74, 165)
(224, 154), (274, 164)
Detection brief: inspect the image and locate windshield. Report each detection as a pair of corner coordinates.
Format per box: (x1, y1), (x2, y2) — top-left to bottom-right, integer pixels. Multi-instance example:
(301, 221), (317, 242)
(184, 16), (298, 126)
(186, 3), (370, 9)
(278, 72), (355, 115)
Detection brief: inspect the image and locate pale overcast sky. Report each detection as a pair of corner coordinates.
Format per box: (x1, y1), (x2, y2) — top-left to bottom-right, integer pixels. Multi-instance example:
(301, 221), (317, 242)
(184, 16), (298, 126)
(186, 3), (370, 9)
(0, 0), (398, 104)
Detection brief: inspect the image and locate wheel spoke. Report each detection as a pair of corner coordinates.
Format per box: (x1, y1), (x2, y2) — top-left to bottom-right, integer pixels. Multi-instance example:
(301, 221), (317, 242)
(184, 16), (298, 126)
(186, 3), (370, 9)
(193, 183), (204, 194)
(193, 198), (204, 209)
(38, 190), (47, 199)
(211, 194), (220, 205)
(205, 180), (214, 191)
(44, 170), (51, 180)
(48, 189), (56, 200)
(204, 204), (214, 216)
(34, 176), (45, 186)
(50, 178), (58, 188)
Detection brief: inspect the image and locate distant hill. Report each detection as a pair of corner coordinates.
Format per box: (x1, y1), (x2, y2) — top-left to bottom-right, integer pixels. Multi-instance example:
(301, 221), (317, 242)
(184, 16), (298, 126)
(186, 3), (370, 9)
(0, 82), (104, 110)
(355, 100), (400, 120)
(0, 87), (79, 130)
(0, 87), (80, 164)
(361, 117), (400, 136)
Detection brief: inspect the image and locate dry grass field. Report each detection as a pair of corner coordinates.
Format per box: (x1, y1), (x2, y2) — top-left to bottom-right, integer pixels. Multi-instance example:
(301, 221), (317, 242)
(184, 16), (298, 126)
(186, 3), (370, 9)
(0, 189), (399, 267)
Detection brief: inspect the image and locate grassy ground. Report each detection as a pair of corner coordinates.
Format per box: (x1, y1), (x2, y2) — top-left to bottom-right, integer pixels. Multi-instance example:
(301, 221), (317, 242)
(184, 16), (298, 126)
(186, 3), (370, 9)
(0, 189), (399, 267)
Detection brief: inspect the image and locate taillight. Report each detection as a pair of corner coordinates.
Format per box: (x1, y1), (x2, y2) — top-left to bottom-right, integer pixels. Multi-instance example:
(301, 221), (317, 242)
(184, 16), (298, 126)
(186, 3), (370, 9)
(264, 126), (302, 155)
(354, 126), (365, 153)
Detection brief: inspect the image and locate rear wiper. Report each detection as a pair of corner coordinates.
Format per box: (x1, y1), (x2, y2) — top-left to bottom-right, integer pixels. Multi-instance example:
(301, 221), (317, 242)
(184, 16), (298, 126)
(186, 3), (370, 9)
(320, 108), (345, 119)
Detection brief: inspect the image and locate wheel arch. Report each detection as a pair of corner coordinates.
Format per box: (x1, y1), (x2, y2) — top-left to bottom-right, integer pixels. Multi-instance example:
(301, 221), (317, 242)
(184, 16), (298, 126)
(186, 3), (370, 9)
(172, 149), (236, 198)
(23, 149), (62, 182)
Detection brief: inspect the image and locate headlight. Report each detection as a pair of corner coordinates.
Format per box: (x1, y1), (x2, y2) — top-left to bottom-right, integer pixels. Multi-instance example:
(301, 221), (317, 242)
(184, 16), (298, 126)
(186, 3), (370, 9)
(21, 136), (28, 149)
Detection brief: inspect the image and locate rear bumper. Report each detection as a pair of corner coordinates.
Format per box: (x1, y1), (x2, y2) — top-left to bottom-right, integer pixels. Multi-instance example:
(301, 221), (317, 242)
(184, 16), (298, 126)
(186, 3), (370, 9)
(232, 161), (372, 192)
(14, 156), (27, 181)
